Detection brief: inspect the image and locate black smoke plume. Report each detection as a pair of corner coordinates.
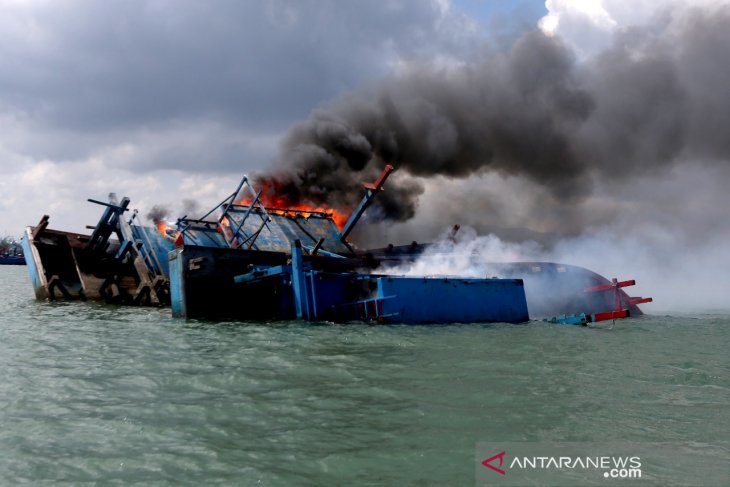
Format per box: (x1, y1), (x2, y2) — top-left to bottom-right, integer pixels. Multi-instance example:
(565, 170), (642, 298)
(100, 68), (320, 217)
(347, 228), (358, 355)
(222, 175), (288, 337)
(254, 4), (730, 223)
(146, 205), (169, 225)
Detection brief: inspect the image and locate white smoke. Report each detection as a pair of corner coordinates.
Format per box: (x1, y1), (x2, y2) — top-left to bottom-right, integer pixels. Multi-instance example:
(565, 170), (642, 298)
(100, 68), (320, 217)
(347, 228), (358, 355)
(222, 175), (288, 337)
(378, 217), (730, 313)
(378, 226), (544, 278)
(547, 231), (730, 313)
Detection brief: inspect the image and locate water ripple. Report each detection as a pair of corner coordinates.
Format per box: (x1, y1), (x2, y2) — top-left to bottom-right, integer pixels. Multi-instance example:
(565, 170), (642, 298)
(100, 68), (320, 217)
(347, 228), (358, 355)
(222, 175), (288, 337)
(1, 266), (728, 485)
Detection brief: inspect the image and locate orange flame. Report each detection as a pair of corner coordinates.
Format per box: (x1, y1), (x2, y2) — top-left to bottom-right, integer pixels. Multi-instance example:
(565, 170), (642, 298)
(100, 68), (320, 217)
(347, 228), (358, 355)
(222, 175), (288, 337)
(216, 216), (231, 235)
(238, 186), (349, 229)
(156, 222), (167, 236)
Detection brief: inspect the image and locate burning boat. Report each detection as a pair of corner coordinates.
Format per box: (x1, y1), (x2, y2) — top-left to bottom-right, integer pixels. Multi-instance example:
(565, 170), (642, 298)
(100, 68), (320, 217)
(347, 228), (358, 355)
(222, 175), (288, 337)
(168, 165), (529, 323)
(167, 165), (650, 323)
(21, 164), (651, 324)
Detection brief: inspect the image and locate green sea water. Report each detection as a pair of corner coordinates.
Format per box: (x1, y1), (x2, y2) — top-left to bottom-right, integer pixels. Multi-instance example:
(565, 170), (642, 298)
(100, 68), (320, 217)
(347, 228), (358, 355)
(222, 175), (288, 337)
(1, 265), (728, 485)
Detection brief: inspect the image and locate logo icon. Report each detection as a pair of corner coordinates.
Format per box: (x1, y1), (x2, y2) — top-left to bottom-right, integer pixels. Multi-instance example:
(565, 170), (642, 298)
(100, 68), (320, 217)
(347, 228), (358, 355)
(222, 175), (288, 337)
(482, 451), (507, 475)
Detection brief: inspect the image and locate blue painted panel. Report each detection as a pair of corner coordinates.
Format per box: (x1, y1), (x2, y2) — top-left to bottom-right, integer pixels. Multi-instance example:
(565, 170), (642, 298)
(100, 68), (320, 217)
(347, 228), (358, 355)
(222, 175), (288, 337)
(376, 277), (529, 324)
(169, 249), (186, 318)
(290, 241), (309, 320)
(308, 273), (354, 319)
(131, 225), (176, 276)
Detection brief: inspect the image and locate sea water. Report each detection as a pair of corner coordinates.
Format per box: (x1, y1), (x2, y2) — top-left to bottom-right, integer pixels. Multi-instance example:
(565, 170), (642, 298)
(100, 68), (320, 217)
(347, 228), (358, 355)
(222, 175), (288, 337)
(1, 266), (728, 485)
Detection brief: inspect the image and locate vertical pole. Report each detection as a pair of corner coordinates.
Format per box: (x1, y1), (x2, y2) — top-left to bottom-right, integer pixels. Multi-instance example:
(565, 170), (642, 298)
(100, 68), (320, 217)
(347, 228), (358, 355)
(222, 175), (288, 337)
(612, 278), (621, 311)
(291, 240), (310, 320)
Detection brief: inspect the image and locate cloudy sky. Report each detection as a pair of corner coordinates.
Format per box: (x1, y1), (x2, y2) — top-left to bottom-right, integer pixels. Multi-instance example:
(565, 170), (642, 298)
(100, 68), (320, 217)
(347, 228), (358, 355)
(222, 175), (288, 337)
(0, 0), (543, 234)
(2, 0), (730, 310)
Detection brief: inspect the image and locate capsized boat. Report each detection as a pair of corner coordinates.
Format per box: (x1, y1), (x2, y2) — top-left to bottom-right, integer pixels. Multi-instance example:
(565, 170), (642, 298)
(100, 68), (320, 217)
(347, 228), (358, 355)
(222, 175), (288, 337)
(21, 199), (174, 305)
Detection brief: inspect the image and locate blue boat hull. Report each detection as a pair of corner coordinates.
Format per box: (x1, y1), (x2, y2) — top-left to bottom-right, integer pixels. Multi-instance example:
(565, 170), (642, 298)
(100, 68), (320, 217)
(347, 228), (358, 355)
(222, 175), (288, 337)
(169, 244), (530, 324)
(367, 245), (647, 319)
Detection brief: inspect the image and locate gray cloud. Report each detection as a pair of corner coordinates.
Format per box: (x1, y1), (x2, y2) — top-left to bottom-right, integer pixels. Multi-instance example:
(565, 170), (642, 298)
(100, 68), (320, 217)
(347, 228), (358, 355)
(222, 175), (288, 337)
(0, 0), (496, 234)
(0, 0), (479, 170)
